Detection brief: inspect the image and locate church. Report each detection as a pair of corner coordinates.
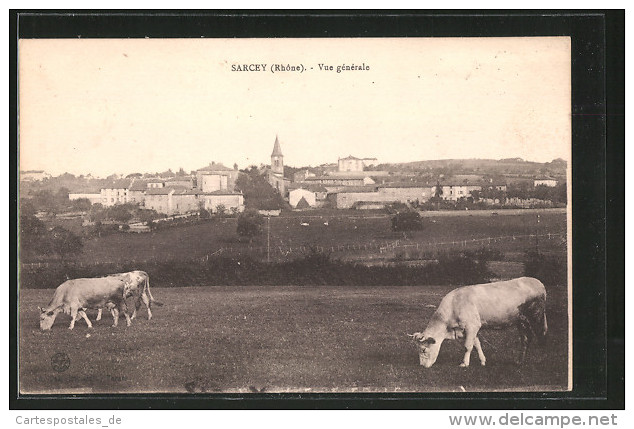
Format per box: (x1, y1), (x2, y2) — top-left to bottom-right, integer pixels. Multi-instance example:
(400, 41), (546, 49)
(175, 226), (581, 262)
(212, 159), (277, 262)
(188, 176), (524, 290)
(267, 135), (288, 195)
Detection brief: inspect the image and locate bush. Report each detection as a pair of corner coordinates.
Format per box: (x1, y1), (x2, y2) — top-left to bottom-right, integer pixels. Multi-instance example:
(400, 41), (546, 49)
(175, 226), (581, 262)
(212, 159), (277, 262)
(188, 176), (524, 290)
(523, 250), (567, 287)
(391, 211), (424, 232)
(48, 226), (83, 261)
(21, 249), (496, 289)
(236, 209), (264, 242)
(385, 202), (410, 215)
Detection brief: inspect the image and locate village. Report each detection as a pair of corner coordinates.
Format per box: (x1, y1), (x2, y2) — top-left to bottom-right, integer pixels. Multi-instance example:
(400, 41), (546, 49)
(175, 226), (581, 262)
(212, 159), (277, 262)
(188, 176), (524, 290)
(20, 135), (566, 227)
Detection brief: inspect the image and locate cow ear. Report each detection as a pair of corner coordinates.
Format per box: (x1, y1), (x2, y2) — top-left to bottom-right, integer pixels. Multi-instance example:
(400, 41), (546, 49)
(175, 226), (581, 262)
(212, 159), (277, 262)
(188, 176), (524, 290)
(37, 306), (42, 313)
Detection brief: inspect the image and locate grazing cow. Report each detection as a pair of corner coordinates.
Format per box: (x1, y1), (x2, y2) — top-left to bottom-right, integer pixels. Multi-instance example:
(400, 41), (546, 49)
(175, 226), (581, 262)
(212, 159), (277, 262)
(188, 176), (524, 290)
(97, 270), (163, 321)
(39, 277), (131, 330)
(408, 277), (547, 368)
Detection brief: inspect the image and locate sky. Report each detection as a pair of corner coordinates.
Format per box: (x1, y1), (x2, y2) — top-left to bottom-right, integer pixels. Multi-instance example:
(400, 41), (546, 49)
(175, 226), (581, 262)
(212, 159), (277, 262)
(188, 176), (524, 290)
(18, 37), (571, 177)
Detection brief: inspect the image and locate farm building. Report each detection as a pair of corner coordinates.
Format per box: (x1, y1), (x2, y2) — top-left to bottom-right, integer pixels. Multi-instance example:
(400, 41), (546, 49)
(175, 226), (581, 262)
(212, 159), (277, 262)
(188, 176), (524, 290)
(20, 170), (51, 181)
(198, 191), (245, 214)
(165, 177), (195, 188)
(289, 188), (316, 208)
(337, 155), (378, 172)
(144, 187), (244, 215)
(196, 162), (239, 193)
(304, 175), (375, 188)
(534, 177), (558, 187)
(329, 183), (432, 209)
(432, 181), (507, 201)
(288, 184), (328, 209)
(376, 183), (433, 203)
(127, 179), (150, 204)
(100, 179), (131, 206)
(144, 187), (191, 214)
(146, 180), (165, 188)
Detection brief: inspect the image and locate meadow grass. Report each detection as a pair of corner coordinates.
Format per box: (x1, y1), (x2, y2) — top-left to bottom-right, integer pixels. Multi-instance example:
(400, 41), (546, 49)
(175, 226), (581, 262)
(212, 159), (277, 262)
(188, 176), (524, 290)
(20, 283), (569, 394)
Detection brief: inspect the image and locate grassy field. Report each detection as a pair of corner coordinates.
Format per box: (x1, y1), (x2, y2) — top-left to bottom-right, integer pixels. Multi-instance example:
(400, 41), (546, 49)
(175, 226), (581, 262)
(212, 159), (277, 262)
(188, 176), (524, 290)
(20, 282), (569, 394)
(64, 209), (566, 264)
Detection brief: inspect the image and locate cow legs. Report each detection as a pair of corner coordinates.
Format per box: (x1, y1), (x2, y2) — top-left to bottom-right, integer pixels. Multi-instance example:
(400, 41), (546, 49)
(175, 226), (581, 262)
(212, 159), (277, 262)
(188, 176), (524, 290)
(517, 314), (532, 365)
(459, 325), (480, 367)
(96, 308), (103, 321)
(77, 310), (93, 328)
(111, 308), (120, 327)
(134, 293), (151, 320)
(120, 301), (132, 327)
(122, 307), (132, 327)
(69, 307), (79, 330)
(473, 336), (486, 366)
(131, 297), (140, 320)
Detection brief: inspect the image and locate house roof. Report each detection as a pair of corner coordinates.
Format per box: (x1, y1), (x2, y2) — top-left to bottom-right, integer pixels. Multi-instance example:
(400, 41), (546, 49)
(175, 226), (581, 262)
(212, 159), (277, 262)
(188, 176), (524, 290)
(128, 179), (152, 191)
(100, 179), (132, 190)
(288, 184), (328, 193)
(339, 155), (377, 161)
(377, 182), (433, 189)
(295, 196), (311, 209)
(145, 187), (174, 195)
(436, 181), (507, 187)
(198, 190), (244, 196)
(271, 135), (284, 157)
(197, 162), (234, 172)
(331, 186), (378, 194)
(304, 175), (371, 181)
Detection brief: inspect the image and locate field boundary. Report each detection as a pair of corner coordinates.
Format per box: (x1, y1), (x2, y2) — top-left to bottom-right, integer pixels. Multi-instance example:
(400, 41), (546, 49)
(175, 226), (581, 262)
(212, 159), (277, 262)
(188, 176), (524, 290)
(21, 232), (565, 270)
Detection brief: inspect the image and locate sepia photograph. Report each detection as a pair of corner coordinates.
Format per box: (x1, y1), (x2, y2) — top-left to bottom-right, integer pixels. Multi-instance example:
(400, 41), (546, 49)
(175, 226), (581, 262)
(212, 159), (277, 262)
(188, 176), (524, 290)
(17, 35), (572, 395)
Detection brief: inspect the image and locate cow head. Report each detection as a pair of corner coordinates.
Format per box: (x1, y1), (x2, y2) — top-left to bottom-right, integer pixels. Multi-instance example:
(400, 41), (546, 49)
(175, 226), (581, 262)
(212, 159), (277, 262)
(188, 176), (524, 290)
(408, 332), (441, 368)
(38, 306), (57, 331)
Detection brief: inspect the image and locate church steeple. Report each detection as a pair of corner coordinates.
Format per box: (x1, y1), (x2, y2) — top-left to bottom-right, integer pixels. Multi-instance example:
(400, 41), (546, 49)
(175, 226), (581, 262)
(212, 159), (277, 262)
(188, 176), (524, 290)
(269, 135), (285, 195)
(271, 134), (284, 158)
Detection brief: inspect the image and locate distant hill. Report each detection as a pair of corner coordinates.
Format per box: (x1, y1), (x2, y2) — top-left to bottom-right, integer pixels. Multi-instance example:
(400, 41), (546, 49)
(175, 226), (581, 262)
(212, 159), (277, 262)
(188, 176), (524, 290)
(370, 158), (567, 178)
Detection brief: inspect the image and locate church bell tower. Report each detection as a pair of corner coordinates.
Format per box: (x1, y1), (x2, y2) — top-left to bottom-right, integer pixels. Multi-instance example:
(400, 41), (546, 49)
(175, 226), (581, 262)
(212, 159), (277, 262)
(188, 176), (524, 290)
(270, 135), (285, 194)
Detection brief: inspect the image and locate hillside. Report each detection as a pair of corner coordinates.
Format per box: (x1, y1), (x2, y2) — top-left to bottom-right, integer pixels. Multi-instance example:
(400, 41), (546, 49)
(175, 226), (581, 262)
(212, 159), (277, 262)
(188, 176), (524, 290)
(370, 158), (567, 178)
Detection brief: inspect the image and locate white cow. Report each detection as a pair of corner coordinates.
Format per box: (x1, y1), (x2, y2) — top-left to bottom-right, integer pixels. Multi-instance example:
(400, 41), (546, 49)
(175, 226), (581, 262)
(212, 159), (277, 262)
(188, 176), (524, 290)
(39, 277), (131, 330)
(409, 277), (548, 368)
(94, 270), (163, 321)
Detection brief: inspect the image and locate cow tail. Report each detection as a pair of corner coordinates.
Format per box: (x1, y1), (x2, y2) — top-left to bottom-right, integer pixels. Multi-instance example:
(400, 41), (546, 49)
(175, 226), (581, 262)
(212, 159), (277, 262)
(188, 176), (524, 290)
(146, 275), (164, 307)
(538, 295), (548, 344)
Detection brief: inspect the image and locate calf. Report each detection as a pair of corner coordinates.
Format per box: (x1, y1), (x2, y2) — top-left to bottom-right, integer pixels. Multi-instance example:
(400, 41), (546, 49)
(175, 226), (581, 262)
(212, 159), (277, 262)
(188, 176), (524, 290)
(408, 277), (548, 368)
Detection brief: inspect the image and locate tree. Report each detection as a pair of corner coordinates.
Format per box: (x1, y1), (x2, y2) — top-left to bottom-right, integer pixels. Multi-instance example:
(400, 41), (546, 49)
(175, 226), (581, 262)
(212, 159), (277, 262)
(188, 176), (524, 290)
(70, 198), (92, 211)
(137, 208), (162, 224)
(48, 226), (83, 262)
(237, 209), (264, 242)
(107, 204), (133, 223)
(391, 211), (424, 232)
(19, 211), (49, 259)
(235, 169), (286, 210)
(434, 180), (443, 199)
(215, 204), (227, 217)
(430, 180), (444, 210)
